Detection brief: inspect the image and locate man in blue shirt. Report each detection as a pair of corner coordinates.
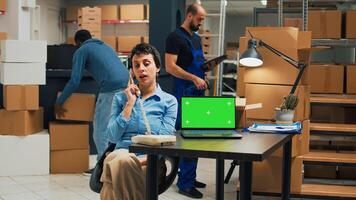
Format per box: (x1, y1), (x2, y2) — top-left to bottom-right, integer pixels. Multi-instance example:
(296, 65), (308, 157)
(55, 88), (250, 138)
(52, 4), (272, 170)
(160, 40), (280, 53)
(165, 3), (207, 198)
(55, 30), (129, 174)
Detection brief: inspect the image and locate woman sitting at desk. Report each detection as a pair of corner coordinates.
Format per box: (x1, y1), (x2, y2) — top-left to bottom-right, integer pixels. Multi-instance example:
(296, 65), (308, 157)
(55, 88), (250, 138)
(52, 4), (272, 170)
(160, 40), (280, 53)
(100, 43), (178, 200)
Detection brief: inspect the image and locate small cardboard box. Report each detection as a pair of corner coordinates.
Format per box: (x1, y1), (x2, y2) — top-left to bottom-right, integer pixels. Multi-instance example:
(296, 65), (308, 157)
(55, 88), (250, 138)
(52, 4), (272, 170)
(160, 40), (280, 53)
(346, 65), (356, 94)
(119, 4), (145, 20)
(99, 5), (118, 20)
(0, 108), (43, 136)
(102, 36), (117, 51)
(304, 163), (337, 179)
(50, 149), (89, 173)
(0, 0), (6, 12)
(310, 64), (344, 94)
(308, 10), (341, 39)
(235, 97), (262, 128)
(66, 6), (80, 21)
(284, 18), (303, 30)
(78, 15), (101, 24)
(56, 93), (96, 122)
(0, 32), (7, 40)
(0, 131), (49, 176)
(117, 36), (142, 52)
(78, 6), (101, 18)
(346, 11), (356, 39)
(1, 40), (47, 63)
(49, 122), (89, 151)
(78, 23), (101, 32)
(245, 84), (310, 121)
(3, 85), (39, 111)
(0, 62), (46, 85)
(252, 156), (303, 193)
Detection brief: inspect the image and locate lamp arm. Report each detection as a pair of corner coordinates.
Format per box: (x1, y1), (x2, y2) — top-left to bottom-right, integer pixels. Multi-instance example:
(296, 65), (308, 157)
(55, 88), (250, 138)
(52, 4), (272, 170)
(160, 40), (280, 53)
(289, 63), (307, 95)
(259, 40), (299, 69)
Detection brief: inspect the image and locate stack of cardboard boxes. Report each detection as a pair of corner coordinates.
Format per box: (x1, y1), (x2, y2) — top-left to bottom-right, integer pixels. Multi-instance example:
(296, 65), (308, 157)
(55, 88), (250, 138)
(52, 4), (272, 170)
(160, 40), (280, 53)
(78, 7), (102, 39)
(0, 37), (48, 176)
(237, 27), (311, 193)
(49, 93), (95, 173)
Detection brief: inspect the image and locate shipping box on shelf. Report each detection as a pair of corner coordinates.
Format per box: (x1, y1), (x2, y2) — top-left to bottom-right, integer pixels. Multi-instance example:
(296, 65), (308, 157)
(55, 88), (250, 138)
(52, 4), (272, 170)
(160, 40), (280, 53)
(99, 5), (118, 20)
(67, 37), (75, 45)
(310, 64), (344, 94)
(3, 85), (39, 111)
(0, 32), (7, 40)
(50, 149), (89, 173)
(245, 84), (310, 121)
(0, 62), (46, 85)
(55, 93), (96, 122)
(283, 18), (303, 30)
(143, 36), (149, 43)
(78, 6), (101, 18)
(346, 65), (356, 94)
(119, 4), (145, 20)
(0, 131), (49, 176)
(0, 40), (47, 63)
(117, 36), (142, 52)
(49, 122), (89, 151)
(78, 23), (101, 32)
(102, 36), (117, 51)
(0, 0), (6, 12)
(346, 11), (356, 39)
(78, 15), (101, 24)
(66, 6), (80, 21)
(0, 108), (43, 136)
(308, 10), (342, 39)
(304, 163), (337, 179)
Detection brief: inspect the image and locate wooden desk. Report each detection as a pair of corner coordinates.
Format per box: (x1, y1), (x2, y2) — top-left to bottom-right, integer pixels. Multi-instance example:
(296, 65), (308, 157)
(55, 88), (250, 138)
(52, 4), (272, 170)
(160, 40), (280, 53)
(129, 132), (294, 200)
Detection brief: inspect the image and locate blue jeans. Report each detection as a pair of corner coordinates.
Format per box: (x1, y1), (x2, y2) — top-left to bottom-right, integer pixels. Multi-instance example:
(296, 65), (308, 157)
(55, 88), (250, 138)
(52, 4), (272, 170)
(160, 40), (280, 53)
(93, 90), (120, 160)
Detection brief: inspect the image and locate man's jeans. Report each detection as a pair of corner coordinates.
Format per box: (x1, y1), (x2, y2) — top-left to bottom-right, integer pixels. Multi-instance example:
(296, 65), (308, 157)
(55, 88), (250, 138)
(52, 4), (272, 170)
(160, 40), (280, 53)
(93, 90), (119, 160)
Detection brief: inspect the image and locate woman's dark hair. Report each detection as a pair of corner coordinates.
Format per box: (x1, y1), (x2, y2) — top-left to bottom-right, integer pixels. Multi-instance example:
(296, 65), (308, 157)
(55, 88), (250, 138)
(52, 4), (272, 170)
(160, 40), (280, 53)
(74, 29), (92, 45)
(129, 43), (161, 69)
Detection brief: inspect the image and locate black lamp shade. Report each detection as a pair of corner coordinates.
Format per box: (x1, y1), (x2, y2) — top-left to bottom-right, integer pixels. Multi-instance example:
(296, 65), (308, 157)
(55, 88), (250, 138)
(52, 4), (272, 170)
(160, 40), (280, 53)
(239, 39), (263, 67)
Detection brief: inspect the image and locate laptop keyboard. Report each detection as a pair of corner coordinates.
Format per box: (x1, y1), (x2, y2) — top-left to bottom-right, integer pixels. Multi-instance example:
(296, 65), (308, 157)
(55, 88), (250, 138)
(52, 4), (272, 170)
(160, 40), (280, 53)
(182, 130), (237, 136)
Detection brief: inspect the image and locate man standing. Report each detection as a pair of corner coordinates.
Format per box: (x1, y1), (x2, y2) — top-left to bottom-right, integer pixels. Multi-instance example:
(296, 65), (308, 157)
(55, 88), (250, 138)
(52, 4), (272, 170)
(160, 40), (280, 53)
(55, 30), (129, 174)
(165, 3), (207, 199)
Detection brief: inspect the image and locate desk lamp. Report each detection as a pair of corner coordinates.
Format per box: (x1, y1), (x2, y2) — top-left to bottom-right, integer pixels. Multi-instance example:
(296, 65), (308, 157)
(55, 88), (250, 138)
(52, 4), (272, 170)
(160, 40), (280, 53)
(239, 38), (307, 95)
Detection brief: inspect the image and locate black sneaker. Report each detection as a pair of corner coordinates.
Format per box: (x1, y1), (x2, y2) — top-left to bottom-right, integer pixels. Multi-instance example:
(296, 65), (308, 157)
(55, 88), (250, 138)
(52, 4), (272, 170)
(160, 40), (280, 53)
(194, 180), (206, 188)
(178, 187), (203, 199)
(83, 168), (94, 176)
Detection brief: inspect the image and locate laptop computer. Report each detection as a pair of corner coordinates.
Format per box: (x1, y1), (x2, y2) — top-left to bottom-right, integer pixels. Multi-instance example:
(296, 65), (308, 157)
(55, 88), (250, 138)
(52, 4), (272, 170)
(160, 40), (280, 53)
(179, 96), (242, 139)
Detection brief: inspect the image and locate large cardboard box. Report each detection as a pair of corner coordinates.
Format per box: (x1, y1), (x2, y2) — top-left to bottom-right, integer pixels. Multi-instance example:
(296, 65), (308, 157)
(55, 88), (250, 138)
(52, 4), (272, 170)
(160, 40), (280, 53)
(308, 10), (341, 39)
(66, 6), (80, 21)
(347, 65), (356, 94)
(241, 28), (311, 85)
(119, 4), (145, 20)
(102, 36), (117, 51)
(1, 40), (47, 63)
(0, 32), (7, 40)
(346, 11), (356, 39)
(251, 156), (303, 193)
(99, 5), (118, 20)
(117, 36), (141, 52)
(284, 18), (303, 30)
(50, 149), (89, 173)
(0, 62), (46, 85)
(49, 122), (89, 150)
(0, 131), (49, 176)
(56, 93), (96, 122)
(0, 108), (43, 135)
(310, 64), (344, 94)
(304, 164), (337, 179)
(78, 23), (101, 32)
(3, 85), (39, 111)
(0, 0), (6, 12)
(245, 84), (310, 121)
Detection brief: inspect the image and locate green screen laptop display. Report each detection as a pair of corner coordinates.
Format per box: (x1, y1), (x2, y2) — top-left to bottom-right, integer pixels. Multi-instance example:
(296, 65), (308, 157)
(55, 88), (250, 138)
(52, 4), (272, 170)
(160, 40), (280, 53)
(181, 97), (235, 129)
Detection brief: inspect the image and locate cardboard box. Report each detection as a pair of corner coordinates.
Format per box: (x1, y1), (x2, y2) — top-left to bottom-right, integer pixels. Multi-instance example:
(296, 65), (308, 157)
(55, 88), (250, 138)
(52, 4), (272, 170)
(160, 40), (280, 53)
(99, 5), (118, 20)
(1, 40), (47, 63)
(347, 65), (356, 94)
(49, 122), (89, 150)
(143, 36), (149, 43)
(78, 6), (101, 18)
(0, 131), (49, 176)
(346, 11), (356, 39)
(245, 84), (310, 121)
(304, 164), (337, 179)
(0, 0), (6, 12)
(310, 64), (344, 94)
(78, 23), (101, 32)
(56, 93), (96, 122)
(284, 18), (303, 30)
(145, 4), (149, 20)
(0, 108), (43, 135)
(78, 15), (101, 24)
(308, 10), (341, 39)
(0, 32), (7, 40)
(252, 156), (302, 193)
(90, 31), (102, 39)
(202, 44), (210, 54)
(3, 85), (39, 111)
(236, 67), (245, 97)
(311, 105), (346, 124)
(241, 28), (311, 85)
(66, 6), (80, 21)
(102, 36), (117, 51)
(338, 164), (356, 179)
(50, 149), (89, 173)
(67, 37), (75, 45)
(0, 62), (46, 85)
(117, 36), (141, 52)
(119, 4), (145, 20)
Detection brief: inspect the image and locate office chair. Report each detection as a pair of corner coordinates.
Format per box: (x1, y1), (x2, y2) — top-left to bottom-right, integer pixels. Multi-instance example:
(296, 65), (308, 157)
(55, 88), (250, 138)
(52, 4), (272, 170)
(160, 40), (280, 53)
(224, 160), (239, 184)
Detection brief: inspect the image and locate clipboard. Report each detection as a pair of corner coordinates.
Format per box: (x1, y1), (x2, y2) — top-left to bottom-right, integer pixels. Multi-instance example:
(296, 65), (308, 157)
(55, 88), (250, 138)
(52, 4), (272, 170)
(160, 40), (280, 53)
(200, 54), (228, 72)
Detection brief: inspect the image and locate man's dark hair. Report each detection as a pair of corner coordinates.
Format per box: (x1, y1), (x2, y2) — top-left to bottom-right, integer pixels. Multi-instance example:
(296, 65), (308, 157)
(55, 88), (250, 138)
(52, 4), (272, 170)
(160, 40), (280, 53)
(130, 43), (161, 69)
(74, 29), (92, 45)
(186, 3), (199, 16)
